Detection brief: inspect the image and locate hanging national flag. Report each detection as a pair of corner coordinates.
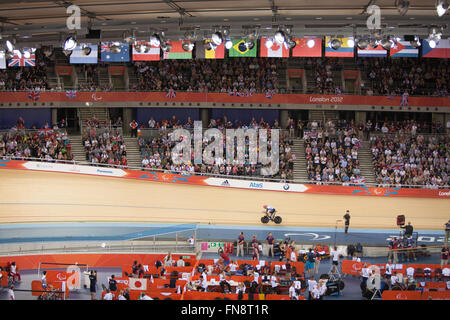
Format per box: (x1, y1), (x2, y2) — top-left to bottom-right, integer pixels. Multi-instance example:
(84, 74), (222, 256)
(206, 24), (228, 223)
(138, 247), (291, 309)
(292, 38), (322, 57)
(195, 40), (225, 59)
(228, 39), (257, 57)
(132, 41), (160, 61)
(228, 90), (235, 96)
(70, 43), (98, 64)
(101, 42), (130, 62)
(357, 44), (387, 57)
(65, 90), (77, 99)
(325, 37), (355, 58)
(166, 88), (176, 98)
(28, 89), (40, 101)
(0, 53), (5, 69)
(163, 41), (192, 59)
(128, 278), (148, 290)
(422, 38), (450, 58)
(8, 48), (35, 67)
(260, 37), (289, 57)
(389, 40), (418, 58)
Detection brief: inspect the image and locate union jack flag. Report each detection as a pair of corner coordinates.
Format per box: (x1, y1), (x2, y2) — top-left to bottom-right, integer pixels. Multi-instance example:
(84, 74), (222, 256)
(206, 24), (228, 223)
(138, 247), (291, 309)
(400, 92), (409, 106)
(8, 51), (35, 67)
(66, 90), (77, 99)
(101, 42), (110, 53)
(228, 90), (234, 96)
(166, 88), (176, 98)
(265, 89), (276, 99)
(28, 89), (40, 101)
(245, 90), (253, 97)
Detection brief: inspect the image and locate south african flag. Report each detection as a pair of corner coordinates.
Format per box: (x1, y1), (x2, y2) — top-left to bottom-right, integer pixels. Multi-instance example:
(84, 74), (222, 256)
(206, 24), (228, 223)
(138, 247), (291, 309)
(228, 39), (257, 57)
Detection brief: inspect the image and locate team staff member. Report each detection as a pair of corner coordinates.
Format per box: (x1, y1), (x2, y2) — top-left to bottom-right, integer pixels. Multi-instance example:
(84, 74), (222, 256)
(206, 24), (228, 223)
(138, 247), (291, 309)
(89, 270), (97, 300)
(236, 232), (245, 257)
(445, 220), (450, 246)
(266, 232), (275, 257)
(129, 120), (138, 138)
(344, 210), (351, 234)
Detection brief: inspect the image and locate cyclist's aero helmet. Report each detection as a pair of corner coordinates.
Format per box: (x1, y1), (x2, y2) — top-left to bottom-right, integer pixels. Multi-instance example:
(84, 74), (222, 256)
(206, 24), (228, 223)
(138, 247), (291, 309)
(263, 205), (267, 209)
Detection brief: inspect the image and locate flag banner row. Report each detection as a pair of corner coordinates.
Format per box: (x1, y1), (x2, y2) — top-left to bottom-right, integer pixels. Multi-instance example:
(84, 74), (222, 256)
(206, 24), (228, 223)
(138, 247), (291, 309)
(4, 37), (450, 69)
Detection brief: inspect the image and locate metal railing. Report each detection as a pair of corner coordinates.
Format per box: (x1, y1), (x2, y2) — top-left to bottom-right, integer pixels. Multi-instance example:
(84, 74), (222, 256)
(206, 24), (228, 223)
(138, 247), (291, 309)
(1, 155), (448, 189)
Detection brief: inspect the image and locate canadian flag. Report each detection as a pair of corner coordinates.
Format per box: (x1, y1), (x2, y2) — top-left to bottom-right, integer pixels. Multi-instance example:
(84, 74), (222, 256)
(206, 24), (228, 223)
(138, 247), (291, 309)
(128, 278), (148, 290)
(260, 37), (289, 57)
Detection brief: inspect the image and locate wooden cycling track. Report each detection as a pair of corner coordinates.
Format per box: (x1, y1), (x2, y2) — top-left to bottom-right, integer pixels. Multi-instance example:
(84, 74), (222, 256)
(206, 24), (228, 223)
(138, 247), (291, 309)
(0, 169), (448, 230)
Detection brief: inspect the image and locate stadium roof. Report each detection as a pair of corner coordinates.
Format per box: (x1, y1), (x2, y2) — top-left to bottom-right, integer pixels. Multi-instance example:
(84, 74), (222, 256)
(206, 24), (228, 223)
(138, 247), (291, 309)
(0, 0), (448, 46)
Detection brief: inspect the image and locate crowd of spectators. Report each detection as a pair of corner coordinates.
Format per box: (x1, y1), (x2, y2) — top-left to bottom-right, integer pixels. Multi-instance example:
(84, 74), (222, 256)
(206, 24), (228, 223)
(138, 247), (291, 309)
(132, 58), (284, 94)
(0, 125), (73, 162)
(370, 134), (449, 188)
(309, 58), (343, 95)
(81, 128), (127, 167)
(1, 52), (450, 97)
(304, 120), (364, 185)
(138, 115), (294, 181)
(359, 58), (450, 97)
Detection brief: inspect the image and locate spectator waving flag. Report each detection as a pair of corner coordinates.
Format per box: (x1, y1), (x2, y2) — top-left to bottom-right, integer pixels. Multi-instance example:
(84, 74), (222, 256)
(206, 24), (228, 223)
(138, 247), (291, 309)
(265, 89), (276, 98)
(260, 37), (289, 57)
(8, 48), (35, 67)
(390, 40), (418, 58)
(101, 42), (130, 62)
(166, 88), (176, 98)
(229, 39), (257, 57)
(28, 89), (40, 101)
(65, 90), (77, 99)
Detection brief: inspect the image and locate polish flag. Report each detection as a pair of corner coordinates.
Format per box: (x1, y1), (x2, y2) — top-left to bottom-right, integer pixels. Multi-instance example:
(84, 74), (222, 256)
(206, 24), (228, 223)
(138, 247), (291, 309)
(128, 278), (148, 290)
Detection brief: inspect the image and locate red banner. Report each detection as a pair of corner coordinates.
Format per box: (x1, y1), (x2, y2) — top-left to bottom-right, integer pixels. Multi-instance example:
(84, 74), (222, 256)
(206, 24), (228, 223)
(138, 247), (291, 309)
(0, 91), (449, 108)
(343, 70), (359, 79)
(109, 66), (125, 76)
(382, 290), (422, 300)
(56, 66), (73, 76)
(287, 69), (304, 78)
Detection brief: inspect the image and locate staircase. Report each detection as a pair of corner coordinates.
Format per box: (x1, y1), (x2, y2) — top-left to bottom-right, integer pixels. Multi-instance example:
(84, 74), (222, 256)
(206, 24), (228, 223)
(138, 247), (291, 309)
(79, 107), (109, 128)
(309, 110), (325, 122)
(69, 135), (86, 162)
(291, 138), (308, 182)
(98, 65), (111, 90)
(127, 65), (139, 90)
(358, 140), (377, 185)
(122, 136), (142, 169)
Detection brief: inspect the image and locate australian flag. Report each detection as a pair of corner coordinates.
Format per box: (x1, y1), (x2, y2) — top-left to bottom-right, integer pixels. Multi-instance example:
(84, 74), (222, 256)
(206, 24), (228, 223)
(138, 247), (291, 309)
(65, 90), (77, 99)
(166, 88), (176, 98)
(100, 42), (130, 62)
(28, 89), (40, 101)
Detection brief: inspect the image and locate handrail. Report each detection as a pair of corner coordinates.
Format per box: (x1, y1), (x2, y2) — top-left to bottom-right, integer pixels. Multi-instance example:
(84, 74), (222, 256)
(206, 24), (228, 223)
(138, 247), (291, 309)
(1, 155), (448, 189)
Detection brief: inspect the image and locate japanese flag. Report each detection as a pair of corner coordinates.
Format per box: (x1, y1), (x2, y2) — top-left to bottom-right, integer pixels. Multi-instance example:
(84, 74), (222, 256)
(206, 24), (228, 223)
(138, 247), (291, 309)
(128, 278), (148, 290)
